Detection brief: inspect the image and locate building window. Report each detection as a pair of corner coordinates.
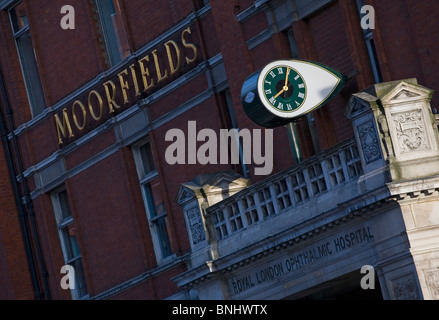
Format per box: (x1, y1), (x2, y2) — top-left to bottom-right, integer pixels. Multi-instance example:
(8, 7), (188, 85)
(355, 0), (382, 83)
(51, 188), (88, 300)
(133, 140), (173, 263)
(95, 0), (129, 66)
(8, 1), (45, 117)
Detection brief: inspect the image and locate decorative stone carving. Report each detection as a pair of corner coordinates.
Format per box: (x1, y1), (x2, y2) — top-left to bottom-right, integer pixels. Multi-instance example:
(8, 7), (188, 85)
(392, 109), (430, 154)
(425, 269), (439, 300)
(391, 274), (419, 300)
(377, 112), (394, 158)
(357, 120), (381, 164)
(185, 207), (206, 245)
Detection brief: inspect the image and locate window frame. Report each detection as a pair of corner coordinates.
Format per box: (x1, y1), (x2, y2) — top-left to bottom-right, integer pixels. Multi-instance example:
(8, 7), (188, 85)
(132, 139), (173, 264)
(95, 0), (124, 66)
(8, 1), (46, 117)
(51, 187), (88, 300)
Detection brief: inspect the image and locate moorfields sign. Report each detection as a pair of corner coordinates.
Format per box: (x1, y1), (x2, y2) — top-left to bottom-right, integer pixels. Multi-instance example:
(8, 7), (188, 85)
(54, 26), (200, 146)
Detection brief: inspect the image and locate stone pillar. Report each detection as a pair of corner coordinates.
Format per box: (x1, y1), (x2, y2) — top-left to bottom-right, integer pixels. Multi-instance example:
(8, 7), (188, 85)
(346, 79), (439, 300)
(176, 170), (250, 253)
(175, 170), (250, 299)
(346, 78), (439, 182)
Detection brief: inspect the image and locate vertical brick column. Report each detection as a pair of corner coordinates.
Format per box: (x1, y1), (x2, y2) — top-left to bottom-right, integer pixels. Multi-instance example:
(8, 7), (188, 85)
(209, 0), (254, 130)
(0, 146), (34, 299)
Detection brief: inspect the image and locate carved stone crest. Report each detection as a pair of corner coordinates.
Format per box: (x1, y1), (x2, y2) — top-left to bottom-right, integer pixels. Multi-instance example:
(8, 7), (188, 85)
(186, 207), (206, 245)
(392, 109), (430, 154)
(358, 120), (381, 164)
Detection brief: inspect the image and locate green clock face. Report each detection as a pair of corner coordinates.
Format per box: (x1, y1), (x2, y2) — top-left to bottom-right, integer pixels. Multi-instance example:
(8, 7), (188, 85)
(261, 66), (306, 113)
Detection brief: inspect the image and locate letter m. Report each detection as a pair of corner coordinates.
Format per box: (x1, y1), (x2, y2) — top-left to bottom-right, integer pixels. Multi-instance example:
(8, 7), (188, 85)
(54, 108), (74, 145)
(219, 128), (251, 165)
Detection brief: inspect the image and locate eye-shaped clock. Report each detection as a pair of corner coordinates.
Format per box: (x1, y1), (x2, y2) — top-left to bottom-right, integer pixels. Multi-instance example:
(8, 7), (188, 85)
(261, 65), (307, 113)
(241, 59), (346, 128)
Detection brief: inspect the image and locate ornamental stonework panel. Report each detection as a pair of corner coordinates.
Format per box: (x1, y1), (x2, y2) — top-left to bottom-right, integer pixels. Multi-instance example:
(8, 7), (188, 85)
(390, 273), (420, 300)
(425, 269), (439, 300)
(186, 207), (206, 245)
(357, 120), (381, 164)
(392, 109), (430, 154)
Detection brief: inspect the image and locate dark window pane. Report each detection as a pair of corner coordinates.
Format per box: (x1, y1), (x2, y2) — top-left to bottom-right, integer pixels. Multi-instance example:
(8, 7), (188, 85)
(10, 2), (28, 33)
(70, 258), (88, 299)
(96, 0), (122, 65)
(143, 183), (156, 217)
(58, 190), (72, 220)
(139, 142), (156, 175)
(156, 216), (172, 258)
(61, 224), (80, 260)
(16, 32), (45, 115)
(142, 182), (172, 259)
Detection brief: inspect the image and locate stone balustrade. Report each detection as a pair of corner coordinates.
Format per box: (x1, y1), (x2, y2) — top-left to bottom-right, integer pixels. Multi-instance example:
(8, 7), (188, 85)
(206, 138), (363, 242)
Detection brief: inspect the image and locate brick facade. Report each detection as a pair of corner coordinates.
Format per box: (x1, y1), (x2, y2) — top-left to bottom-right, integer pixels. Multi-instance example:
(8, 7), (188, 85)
(0, 0), (438, 299)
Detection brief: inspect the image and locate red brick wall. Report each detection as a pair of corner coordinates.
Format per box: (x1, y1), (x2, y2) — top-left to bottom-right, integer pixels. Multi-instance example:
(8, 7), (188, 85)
(0, 146), (34, 299)
(371, 0), (439, 108)
(65, 150), (152, 295)
(1, 0), (439, 299)
(122, 0), (196, 52)
(26, 0), (104, 106)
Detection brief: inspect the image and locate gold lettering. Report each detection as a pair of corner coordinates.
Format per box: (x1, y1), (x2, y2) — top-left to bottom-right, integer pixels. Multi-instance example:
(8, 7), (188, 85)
(182, 27), (198, 64)
(54, 108), (74, 145)
(138, 55), (154, 92)
(118, 69), (130, 104)
(164, 40), (181, 76)
(129, 64), (141, 97)
(72, 100), (87, 131)
(152, 49), (168, 83)
(103, 80), (120, 113)
(88, 90), (104, 121)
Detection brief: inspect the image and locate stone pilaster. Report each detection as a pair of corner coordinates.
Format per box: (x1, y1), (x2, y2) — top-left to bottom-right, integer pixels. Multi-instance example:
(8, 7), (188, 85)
(346, 79), (439, 300)
(346, 78), (439, 182)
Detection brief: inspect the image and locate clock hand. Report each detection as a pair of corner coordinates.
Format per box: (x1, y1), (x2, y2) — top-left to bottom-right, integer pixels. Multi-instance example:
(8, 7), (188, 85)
(274, 89), (285, 99)
(284, 67), (290, 90)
